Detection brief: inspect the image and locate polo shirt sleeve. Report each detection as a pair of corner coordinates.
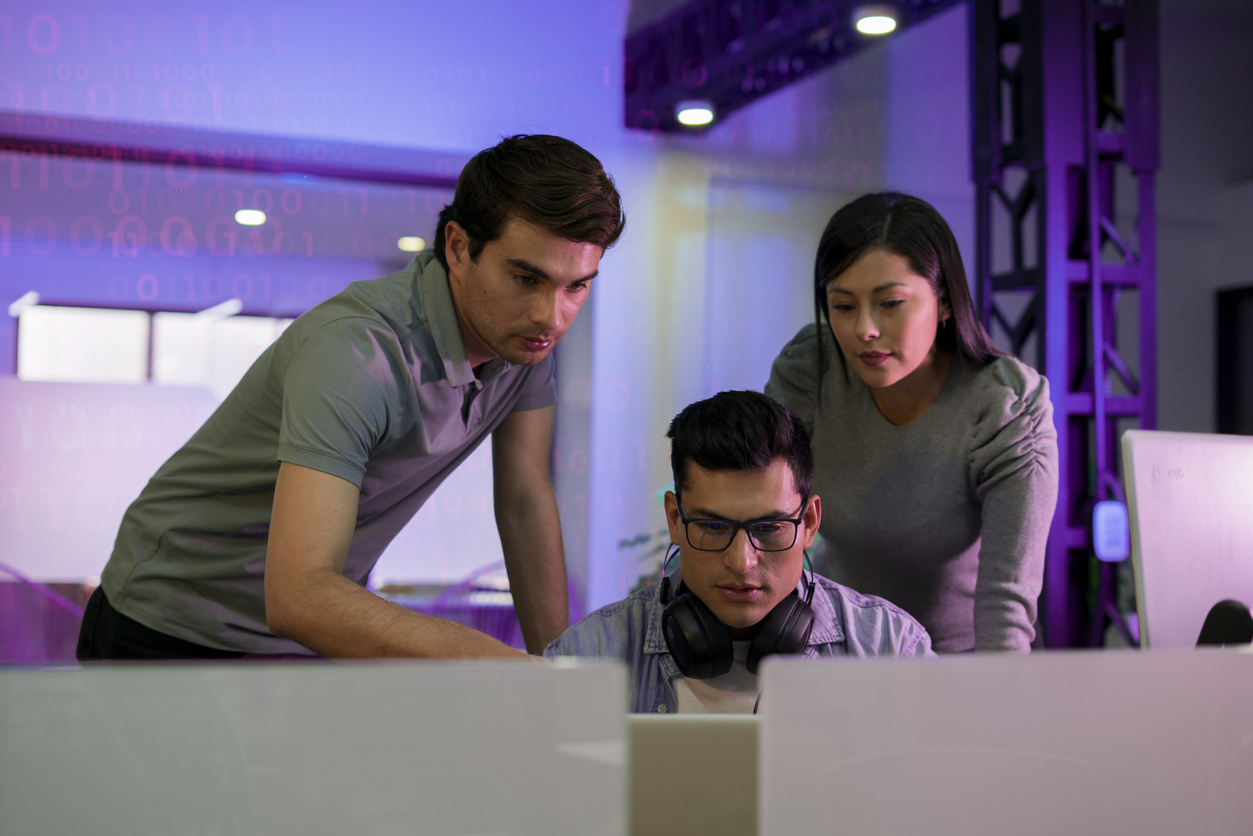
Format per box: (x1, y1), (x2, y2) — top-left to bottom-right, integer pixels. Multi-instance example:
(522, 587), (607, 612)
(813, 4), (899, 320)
(510, 353), (558, 412)
(276, 319), (403, 488)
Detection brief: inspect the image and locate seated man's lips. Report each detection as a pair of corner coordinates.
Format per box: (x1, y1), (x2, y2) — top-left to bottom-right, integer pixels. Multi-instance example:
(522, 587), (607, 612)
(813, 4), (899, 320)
(717, 585), (762, 603)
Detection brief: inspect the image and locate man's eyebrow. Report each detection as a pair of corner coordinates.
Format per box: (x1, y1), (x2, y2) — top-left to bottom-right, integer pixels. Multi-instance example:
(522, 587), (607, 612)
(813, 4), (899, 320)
(685, 506), (794, 521)
(506, 258), (598, 284)
(829, 281), (907, 295)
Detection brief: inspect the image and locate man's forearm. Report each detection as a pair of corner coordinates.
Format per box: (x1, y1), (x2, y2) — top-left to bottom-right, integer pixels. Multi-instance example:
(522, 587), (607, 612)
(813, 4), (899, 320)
(267, 567), (527, 659)
(496, 487), (569, 654)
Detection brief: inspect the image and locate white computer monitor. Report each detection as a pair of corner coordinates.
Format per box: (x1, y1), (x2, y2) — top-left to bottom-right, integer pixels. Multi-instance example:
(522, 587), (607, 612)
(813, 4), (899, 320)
(759, 652), (1253, 836)
(1123, 429), (1253, 649)
(0, 660), (626, 836)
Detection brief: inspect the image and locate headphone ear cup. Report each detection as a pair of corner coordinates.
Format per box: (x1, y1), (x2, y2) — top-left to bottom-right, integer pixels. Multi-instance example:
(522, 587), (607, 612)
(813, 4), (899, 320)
(662, 591), (733, 680)
(746, 594), (815, 674)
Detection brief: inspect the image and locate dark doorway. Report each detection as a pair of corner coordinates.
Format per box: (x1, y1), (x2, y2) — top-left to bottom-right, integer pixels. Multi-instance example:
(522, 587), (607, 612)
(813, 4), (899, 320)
(1217, 286), (1253, 435)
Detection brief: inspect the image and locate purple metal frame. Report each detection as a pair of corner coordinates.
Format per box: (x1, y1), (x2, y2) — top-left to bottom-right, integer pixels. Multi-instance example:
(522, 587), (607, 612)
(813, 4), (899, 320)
(972, 0), (1158, 647)
(624, 0), (963, 133)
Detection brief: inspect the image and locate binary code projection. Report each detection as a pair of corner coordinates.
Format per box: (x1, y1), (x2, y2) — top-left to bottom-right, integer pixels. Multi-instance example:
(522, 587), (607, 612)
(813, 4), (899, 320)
(0, 8), (624, 154)
(2, 146), (452, 314)
(5, 13), (360, 136)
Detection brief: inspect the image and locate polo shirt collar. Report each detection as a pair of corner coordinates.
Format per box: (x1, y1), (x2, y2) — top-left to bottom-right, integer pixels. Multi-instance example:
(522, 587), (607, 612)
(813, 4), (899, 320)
(415, 251), (504, 389)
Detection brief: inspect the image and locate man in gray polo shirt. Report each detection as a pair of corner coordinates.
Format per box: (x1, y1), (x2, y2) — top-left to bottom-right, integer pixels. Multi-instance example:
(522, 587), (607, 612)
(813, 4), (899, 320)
(78, 135), (625, 661)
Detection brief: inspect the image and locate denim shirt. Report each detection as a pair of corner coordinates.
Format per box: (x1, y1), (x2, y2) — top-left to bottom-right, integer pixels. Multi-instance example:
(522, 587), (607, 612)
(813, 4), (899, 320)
(545, 574), (934, 714)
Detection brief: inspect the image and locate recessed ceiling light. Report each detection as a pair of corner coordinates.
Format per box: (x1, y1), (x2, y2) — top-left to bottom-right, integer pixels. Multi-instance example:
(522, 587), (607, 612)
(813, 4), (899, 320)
(234, 209), (266, 226)
(397, 236), (426, 252)
(676, 99), (716, 127)
(854, 5), (898, 35)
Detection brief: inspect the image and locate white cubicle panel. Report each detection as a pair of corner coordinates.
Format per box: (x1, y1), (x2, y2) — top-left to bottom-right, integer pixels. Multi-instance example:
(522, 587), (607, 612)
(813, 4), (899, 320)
(760, 652), (1253, 836)
(0, 376), (506, 587)
(0, 377), (218, 582)
(0, 660), (626, 836)
(1123, 429), (1253, 648)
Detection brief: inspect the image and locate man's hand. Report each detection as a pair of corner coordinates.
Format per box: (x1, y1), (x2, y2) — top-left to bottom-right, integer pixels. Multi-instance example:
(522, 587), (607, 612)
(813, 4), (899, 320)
(493, 405), (570, 654)
(264, 461), (527, 659)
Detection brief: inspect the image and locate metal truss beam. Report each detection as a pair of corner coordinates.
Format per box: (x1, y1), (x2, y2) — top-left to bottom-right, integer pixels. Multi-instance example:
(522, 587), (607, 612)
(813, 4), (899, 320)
(973, 0), (1159, 648)
(625, 0), (962, 132)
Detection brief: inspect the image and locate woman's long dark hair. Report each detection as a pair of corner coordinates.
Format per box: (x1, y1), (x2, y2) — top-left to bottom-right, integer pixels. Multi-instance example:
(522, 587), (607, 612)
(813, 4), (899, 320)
(812, 192), (1004, 383)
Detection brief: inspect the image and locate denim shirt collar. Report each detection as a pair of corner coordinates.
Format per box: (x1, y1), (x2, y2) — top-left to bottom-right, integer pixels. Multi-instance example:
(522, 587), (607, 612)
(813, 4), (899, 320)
(804, 569), (843, 647)
(643, 581), (682, 681)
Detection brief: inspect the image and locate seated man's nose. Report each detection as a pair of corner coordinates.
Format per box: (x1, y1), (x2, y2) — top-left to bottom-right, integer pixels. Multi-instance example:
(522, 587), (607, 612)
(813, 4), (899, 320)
(724, 535), (758, 571)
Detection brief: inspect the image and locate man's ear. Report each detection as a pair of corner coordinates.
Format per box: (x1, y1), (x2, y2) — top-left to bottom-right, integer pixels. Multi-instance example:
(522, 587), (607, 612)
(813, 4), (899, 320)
(444, 221), (470, 280)
(800, 495), (822, 549)
(664, 490), (682, 546)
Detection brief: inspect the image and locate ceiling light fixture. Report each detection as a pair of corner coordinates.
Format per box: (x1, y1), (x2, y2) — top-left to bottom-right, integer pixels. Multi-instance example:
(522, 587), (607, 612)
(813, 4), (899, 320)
(854, 4), (898, 35)
(195, 298), (244, 320)
(397, 236), (426, 252)
(7, 290), (40, 318)
(675, 99), (716, 127)
(234, 209), (266, 226)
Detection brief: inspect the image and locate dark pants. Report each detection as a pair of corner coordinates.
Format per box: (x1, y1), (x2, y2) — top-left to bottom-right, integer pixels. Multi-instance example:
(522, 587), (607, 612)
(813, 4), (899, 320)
(76, 587), (246, 662)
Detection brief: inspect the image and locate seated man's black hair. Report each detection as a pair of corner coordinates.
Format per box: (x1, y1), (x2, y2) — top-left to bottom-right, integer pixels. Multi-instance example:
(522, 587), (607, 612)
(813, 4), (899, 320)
(667, 390), (813, 500)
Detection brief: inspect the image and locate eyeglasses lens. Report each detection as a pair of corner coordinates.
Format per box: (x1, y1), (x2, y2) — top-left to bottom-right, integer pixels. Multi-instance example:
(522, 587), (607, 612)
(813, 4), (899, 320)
(685, 520), (797, 551)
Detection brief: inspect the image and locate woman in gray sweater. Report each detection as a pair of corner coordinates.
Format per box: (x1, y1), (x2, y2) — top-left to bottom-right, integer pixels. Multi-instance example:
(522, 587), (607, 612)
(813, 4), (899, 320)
(765, 193), (1059, 652)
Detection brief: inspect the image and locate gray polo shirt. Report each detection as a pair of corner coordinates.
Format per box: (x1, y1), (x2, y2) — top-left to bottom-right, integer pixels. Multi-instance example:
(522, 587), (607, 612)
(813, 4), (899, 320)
(101, 251), (557, 654)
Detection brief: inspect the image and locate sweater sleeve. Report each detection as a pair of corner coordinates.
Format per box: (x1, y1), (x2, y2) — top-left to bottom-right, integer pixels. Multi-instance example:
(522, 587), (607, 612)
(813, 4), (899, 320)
(968, 359), (1060, 652)
(765, 324), (824, 438)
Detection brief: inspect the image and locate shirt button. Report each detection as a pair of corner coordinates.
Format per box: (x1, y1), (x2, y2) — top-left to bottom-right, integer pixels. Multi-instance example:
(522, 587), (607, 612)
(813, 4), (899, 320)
(657, 705), (667, 714)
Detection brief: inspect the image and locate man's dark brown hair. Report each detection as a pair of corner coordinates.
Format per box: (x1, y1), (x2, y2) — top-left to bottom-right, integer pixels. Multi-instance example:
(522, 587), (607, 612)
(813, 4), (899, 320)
(433, 134), (625, 270)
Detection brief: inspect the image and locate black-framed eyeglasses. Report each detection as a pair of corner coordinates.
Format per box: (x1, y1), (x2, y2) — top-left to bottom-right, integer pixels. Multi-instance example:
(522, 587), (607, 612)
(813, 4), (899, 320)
(677, 497), (810, 552)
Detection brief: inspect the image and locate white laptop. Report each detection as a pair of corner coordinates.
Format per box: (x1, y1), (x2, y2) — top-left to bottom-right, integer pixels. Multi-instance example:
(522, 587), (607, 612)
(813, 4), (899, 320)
(1123, 429), (1253, 648)
(628, 714), (757, 836)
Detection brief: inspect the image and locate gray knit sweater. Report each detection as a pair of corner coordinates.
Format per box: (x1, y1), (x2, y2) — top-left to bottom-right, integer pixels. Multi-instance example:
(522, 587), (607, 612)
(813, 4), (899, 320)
(765, 324), (1059, 652)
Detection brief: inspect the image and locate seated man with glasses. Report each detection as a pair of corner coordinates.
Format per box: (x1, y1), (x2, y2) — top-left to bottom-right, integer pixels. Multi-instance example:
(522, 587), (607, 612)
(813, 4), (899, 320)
(545, 390), (932, 714)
